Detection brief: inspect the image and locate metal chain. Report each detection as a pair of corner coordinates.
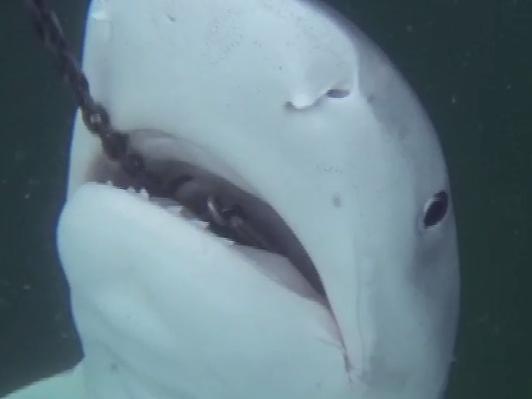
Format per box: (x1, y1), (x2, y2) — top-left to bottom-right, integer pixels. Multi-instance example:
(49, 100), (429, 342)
(25, 0), (275, 252)
(25, 0), (175, 199)
(25, 0), (225, 207)
(25, 0), (130, 162)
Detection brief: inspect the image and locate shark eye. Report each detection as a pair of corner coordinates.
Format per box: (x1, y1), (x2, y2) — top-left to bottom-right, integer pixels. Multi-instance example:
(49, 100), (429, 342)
(423, 191), (448, 228)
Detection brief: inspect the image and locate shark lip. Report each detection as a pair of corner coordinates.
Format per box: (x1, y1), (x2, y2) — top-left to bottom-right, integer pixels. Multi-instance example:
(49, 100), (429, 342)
(83, 129), (329, 304)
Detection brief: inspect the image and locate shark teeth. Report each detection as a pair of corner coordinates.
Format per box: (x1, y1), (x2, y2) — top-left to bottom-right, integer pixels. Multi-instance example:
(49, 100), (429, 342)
(139, 188), (149, 199)
(190, 220), (209, 229)
(166, 205), (184, 216)
(115, 184), (236, 245)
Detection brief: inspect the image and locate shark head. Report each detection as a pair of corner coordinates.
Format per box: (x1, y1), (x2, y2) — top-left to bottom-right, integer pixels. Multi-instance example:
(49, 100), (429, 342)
(56, 0), (460, 398)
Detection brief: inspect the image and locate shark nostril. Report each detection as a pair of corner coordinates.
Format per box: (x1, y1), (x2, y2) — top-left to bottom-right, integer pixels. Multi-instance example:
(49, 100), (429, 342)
(286, 88), (351, 111)
(326, 88), (350, 99)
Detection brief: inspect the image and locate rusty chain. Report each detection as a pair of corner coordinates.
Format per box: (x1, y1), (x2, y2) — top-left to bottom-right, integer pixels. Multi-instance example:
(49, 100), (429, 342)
(25, 0), (133, 165)
(25, 0), (284, 255)
(25, 0), (178, 198)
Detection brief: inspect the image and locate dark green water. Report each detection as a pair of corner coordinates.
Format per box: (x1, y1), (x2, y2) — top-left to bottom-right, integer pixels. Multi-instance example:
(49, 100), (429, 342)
(0, 1), (530, 397)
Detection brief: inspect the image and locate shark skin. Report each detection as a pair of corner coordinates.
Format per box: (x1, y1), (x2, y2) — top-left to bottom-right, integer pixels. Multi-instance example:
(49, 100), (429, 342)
(6, 0), (459, 398)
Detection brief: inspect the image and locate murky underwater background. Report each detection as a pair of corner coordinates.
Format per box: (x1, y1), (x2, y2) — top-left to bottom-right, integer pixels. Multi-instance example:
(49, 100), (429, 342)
(0, 0), (530, 397)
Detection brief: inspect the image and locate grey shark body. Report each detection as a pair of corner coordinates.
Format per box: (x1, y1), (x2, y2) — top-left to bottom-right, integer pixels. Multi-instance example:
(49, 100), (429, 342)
(7, 1), (459, 398)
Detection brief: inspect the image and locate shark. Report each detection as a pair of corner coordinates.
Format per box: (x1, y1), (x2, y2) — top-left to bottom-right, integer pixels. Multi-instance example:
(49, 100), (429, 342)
(6, 0), (460, 398)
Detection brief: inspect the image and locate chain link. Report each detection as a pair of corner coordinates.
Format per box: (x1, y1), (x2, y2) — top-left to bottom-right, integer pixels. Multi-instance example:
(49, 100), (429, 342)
(25, 0), (282, 258)
(25, 0), (129, 162)
(24, 2), (240, 222)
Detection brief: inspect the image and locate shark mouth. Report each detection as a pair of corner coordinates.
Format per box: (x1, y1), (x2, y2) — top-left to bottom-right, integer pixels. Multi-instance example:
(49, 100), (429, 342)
(83, 128), (330, 306)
